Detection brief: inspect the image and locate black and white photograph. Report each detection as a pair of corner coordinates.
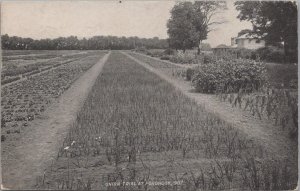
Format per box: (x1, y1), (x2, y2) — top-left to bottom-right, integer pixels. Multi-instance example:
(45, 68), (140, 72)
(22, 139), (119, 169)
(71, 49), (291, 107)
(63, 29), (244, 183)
(0, 0), (298, 190)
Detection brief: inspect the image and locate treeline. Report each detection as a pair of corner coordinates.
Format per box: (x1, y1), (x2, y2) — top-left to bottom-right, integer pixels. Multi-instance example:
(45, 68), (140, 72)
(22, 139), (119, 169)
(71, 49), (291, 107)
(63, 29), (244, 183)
(1, 34), (168, 50)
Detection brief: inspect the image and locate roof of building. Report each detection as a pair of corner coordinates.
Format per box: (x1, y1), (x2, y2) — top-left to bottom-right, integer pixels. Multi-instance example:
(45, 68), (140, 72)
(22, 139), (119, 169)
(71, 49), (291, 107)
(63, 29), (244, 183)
(213, 44), (232, 49)
(236, 33), (266, 40)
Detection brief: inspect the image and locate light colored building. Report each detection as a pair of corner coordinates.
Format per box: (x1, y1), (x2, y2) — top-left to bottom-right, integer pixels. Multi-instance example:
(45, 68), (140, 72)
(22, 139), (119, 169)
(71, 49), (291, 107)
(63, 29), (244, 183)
(231, 34), (265, 50)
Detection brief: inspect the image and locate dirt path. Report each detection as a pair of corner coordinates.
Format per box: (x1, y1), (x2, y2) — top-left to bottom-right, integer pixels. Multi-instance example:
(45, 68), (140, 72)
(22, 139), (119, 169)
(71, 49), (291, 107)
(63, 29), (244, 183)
(1, 52), (111, 189)
(123, 52), (297, 160)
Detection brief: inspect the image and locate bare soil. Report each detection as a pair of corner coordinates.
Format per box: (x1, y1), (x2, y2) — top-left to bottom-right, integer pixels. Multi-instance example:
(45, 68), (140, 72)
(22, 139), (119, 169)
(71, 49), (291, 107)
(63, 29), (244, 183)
(1, 52), (110, 189)
(123, 52), (297, 160)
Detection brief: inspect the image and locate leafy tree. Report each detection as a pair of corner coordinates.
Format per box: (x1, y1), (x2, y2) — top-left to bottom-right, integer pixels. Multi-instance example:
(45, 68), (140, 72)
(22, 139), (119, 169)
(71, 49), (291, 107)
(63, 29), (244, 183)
(201, 43), (212, 51)
(167, 1), (226, 54)
(167, 2), (195, 53)
(237, 29), (252, 37)
(1, 34), (10, 49)
(193, 1), (227, 54)
(235, 1), (298, 62)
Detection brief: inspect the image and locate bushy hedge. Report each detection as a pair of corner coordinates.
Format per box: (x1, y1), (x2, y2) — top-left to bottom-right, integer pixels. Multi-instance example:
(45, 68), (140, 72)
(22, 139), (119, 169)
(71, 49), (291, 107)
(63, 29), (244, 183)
(169, 52), (196, 64)
(163, 48), (176, 55)
(172, 67), (196, 81)
(191, 59), (266, 93)
(186, 68), (195, 81)
(160, 55), (170, 60)
(256, 47), (285, 63)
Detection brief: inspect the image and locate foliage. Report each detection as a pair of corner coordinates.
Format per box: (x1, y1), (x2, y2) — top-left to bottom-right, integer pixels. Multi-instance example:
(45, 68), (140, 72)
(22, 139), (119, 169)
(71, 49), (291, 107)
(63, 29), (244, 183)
(1, 34), (168, 50)
(237, 29), (252, 37)
(133, 46), (147, 53)
(203, 54), (217, 64)
(2, 65), (39, 78)
(264, 62), (298, 88)
(213, 46), (290, 64)
(167, 1), (226, 53)
(192, 59), (266, 93)
(235, 1), (298, 62)
(289, 79), (298, 89)
(167, 2), (196, 52)
(200, 43), (212, 51)
(171, 67), (196, 81)
(218, 88), (298, 139)
(1, 52), (90, 81)
(169, 51), (197, 64)
(146, 49), (165, 58)
(160, 55), (170, 60)
(256, 46), (285, 63)
(186, 68), (195, 81)
(163, 48), (176, 55)
(1, 51), (106, 137)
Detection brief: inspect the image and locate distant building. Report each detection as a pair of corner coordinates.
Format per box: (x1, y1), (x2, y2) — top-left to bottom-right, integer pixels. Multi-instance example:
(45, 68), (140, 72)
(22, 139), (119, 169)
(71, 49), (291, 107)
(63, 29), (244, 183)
(212, 44), (232, 55)
(231, 34), (265, 50)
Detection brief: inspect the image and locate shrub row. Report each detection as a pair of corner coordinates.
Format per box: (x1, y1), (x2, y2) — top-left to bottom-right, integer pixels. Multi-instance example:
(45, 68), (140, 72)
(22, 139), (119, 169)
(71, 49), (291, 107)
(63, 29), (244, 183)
(256, 47), (286, 63)
(138, 45), (296, 65)
(212, 47), (296, 64)
(191, 59), (266, 93)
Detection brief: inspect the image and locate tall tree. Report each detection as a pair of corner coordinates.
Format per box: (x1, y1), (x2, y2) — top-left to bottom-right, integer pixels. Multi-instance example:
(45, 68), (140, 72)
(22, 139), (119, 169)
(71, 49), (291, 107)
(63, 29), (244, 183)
(167, 1), (226, 54)
(235, 1), (298, 62)
(167, 2), (195, 53)
(193, 1), (227, 54)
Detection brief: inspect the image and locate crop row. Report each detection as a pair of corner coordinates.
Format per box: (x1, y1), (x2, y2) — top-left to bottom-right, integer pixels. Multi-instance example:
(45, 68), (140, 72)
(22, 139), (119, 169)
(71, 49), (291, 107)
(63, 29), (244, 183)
(1, 58), (81, 86)
(1, 51), (107, 141)
(1, 51), (93, 80)
(36, 52), (297, 190)
(2, 50), (83, 60)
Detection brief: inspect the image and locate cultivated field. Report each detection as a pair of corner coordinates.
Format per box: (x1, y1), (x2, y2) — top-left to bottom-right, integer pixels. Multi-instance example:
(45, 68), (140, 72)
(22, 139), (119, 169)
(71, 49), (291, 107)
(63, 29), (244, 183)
(1, 50), (107, 146)
(1, 50), (297, 190)
(129, 51), (298, 140)
(1, 50), (101, 85)
(35, 52), (297, 190)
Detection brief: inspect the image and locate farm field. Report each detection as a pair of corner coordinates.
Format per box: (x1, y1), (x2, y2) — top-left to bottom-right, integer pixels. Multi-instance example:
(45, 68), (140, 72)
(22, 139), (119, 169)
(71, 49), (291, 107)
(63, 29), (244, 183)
(1, 50), (101, 85)
(36, 52), (297, 190)
(128, 51), (298, 140)
(1, 1), (297, 190)
(133, 49), (298, 88)
(1, 50), (108, 146)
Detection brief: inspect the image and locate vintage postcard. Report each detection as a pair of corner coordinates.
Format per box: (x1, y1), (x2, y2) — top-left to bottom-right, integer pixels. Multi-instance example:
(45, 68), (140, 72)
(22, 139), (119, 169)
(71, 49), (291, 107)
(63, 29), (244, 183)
(0, 0), (298, 190)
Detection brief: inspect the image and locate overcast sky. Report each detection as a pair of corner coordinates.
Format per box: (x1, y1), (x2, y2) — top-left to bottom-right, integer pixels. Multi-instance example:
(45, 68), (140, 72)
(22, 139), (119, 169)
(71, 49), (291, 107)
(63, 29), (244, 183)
(1, 0), (252, 47)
